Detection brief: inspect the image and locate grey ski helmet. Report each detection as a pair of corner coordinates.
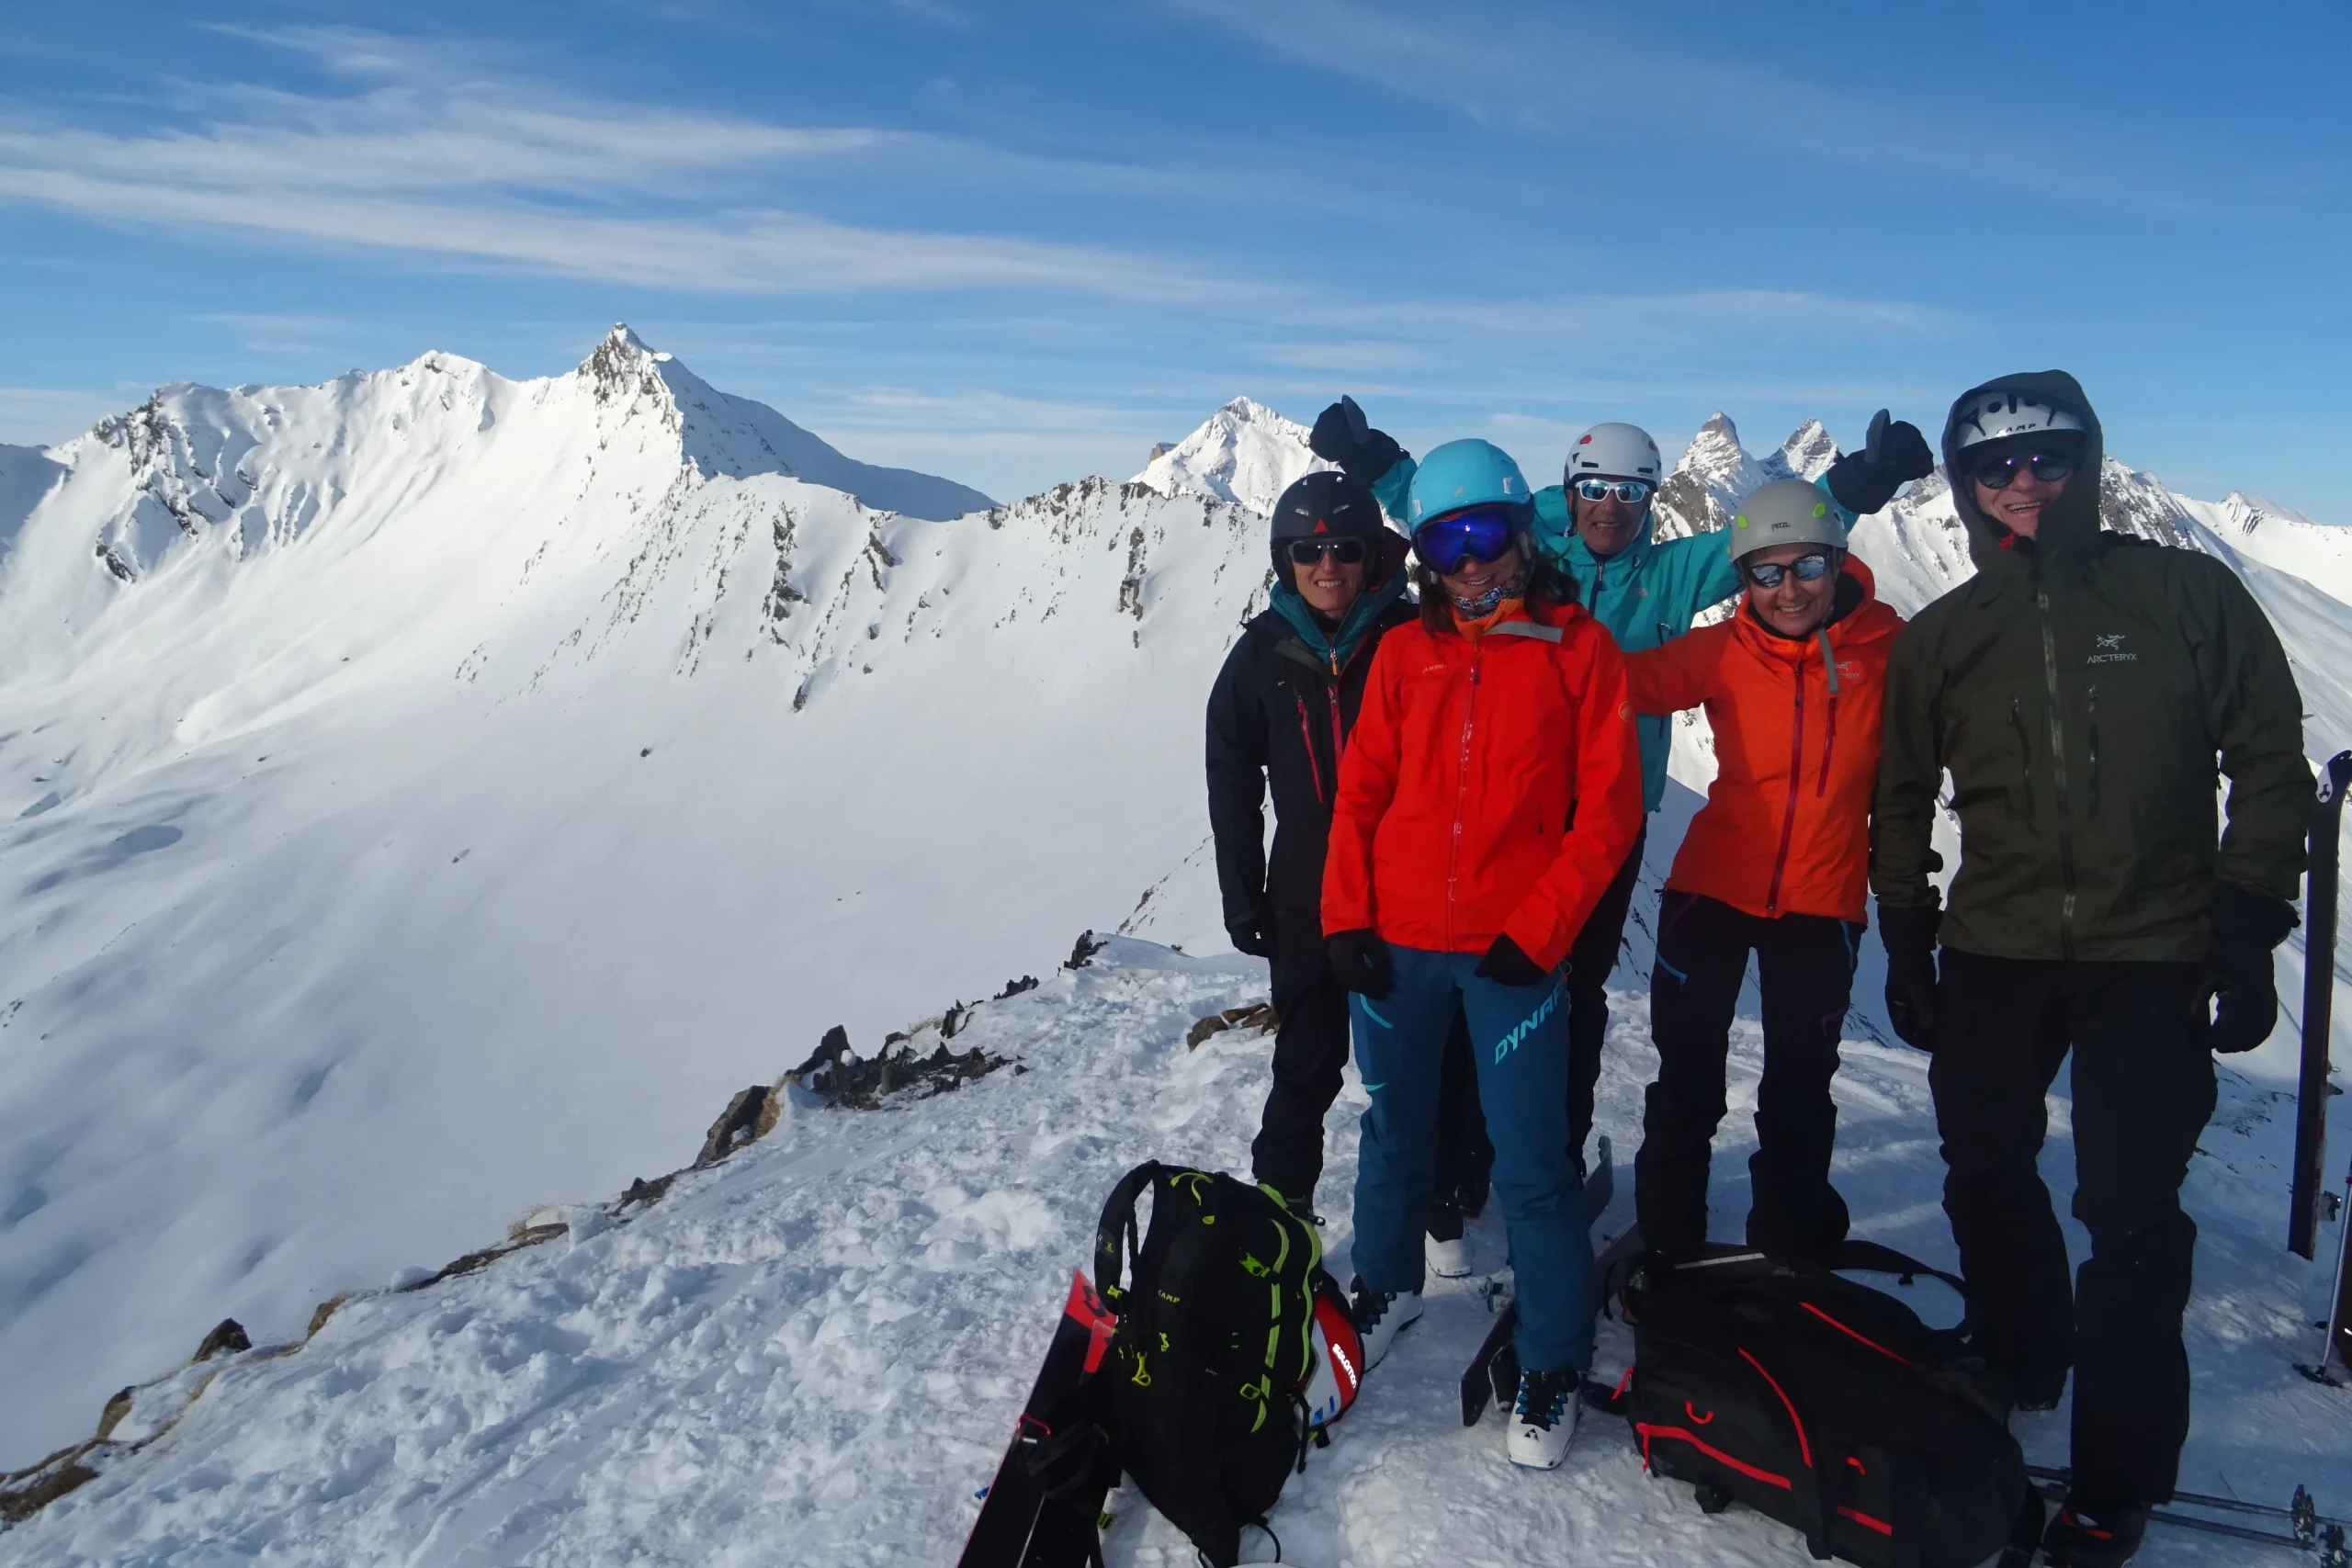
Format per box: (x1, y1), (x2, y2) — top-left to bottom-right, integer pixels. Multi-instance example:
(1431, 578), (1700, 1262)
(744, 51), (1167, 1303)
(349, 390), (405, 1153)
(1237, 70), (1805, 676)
(1727, 479), (1846, 562)
(1563, 423), (1664, 486)
(1951, 387), (2088, 450)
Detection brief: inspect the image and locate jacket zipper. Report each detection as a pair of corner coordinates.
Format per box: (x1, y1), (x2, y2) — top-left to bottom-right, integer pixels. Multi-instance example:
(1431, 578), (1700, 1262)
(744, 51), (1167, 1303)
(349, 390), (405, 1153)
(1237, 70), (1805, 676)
(1295, 696), (1327, 804)
(1446, 646), (1483, 952)
(2009, 700), (2036, 819)
(1327, 686), (1347, 780)
(2036, 585), (2079, 958)
(2087, 684), (2100, 812)
(1765, 647), (1805, 915)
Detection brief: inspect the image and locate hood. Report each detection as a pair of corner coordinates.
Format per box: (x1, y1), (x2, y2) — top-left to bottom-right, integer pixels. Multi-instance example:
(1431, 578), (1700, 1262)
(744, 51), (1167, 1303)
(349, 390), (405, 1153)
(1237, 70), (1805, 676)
(1941, 369), (2106, 573)
(1269, 561), (1410, 673)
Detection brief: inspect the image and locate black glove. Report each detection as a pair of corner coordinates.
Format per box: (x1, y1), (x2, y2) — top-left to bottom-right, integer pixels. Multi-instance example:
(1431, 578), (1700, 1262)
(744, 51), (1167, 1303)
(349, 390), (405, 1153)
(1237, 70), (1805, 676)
(1473, 932), (1549, 987)
(1226, 907), (1277, 960)
(1308, 395), (1406, 486)
(2197, 882), (2299, 1054)
(1877, 901), (1941, 1051)
(1823, 408), (1935, 516)
(1327, 928), (1393, 998)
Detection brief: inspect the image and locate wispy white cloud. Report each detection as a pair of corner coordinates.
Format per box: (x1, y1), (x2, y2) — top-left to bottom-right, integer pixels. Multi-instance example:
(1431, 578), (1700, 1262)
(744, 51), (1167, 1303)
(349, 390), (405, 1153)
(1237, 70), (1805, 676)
(0, 26), (1219, 302)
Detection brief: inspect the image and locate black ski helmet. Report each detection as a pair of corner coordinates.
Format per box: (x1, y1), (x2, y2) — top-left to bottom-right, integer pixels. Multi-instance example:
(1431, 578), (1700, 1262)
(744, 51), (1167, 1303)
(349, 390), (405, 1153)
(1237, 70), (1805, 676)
(1270, 469), (1387, 577)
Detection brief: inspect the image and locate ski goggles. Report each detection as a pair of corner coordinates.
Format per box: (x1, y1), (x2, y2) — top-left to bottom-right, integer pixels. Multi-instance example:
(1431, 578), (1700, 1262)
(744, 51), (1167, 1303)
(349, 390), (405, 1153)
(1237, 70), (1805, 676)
(1284, 537), (1368, 566)
(1970, 449), (2076, 490)
(1742, 550), (1836, 589)
(1412, 507), (1518, 574)
(1573, 478), (1653, 505)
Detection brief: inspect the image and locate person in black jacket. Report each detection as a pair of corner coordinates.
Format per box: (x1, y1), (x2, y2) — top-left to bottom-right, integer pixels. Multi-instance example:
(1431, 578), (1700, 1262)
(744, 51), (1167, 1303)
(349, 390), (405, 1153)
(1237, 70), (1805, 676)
(1871, 373), (2310, 1568)
(1208, 465), (1489, 1242)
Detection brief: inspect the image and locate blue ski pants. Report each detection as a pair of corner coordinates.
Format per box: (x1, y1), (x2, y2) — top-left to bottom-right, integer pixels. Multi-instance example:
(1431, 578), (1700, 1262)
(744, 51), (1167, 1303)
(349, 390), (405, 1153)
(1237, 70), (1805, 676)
(1350, 942), (1594, 1374)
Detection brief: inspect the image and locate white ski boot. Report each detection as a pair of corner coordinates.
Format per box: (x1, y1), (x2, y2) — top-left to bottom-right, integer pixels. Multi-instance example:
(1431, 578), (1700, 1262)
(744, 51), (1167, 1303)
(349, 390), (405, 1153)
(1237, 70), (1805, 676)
(1348, 1278), (1424, 1371)
(1507, 1366), (1581, 1470)
(1426, 1230), (1473, 1279)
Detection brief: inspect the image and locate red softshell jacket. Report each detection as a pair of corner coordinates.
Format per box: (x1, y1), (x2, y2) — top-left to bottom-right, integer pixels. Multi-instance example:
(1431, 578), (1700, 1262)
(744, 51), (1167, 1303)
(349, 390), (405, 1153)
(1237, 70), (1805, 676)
(1322, 600), (1644, 970)
(1623, 560), (1903, 923)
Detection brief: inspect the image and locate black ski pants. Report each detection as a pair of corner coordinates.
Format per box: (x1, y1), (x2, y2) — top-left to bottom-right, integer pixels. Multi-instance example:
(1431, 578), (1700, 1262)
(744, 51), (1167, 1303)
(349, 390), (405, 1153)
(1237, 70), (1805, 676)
(1566, 826), (1646, 1168)
(1931, 950), (2214, 1509)
(1634, 889), (1861, 1264)
(1251, 908), (1487, 1222)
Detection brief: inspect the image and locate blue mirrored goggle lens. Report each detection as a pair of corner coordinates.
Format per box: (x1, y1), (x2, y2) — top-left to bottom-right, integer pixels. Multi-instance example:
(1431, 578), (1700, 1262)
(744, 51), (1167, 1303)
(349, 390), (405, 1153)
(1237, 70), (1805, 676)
(1413, 509), (1516, 573)
(1574, 478), (1652, 504)
(1743, 552), (1835, 589)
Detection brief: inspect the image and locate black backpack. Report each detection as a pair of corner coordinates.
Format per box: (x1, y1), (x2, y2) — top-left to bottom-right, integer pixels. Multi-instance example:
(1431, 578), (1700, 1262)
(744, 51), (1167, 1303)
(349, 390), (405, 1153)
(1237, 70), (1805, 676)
(1594, 1242), (2037, 1568)
(1083, 1162), (1329, 1567)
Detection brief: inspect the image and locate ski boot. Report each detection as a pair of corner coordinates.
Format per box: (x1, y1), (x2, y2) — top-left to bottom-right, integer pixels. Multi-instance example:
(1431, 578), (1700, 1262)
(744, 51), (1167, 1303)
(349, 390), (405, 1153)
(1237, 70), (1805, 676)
(1507, 1365), (1580, 1470)
(2041, 1497), (2148, 1566)
(1349, 1278), (1423, 1370)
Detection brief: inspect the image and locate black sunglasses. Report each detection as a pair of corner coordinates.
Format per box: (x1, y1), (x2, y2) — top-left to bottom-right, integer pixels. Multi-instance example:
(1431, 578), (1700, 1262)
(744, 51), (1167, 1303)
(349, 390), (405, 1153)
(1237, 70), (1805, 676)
(1743, 552), (1835, 589)
(1286, 537), (1368, 566)
(1972, 450), (2076, 490)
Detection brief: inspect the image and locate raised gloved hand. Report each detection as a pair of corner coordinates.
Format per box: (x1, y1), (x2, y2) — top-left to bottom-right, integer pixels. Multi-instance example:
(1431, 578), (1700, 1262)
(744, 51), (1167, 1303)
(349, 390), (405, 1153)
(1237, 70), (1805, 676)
(1473, 932), (1549, 987)
(1877, 901), (1941, 1051)
(1226, 906), (1277, 960)
(1308, 395), (1406, 485)
(1327, 928), (1394, 998)
(1824, 409), (1935, 517)
(2197, 882), (2299, 1054)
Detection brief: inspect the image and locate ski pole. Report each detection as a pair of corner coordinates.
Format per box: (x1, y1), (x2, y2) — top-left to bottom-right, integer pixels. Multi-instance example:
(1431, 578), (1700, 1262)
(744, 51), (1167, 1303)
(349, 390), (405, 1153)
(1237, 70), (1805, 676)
(2026, 1465), (2348, 1536)
(2031, 1480), (2346, 1561)
(2290, 750), (2352, 1259)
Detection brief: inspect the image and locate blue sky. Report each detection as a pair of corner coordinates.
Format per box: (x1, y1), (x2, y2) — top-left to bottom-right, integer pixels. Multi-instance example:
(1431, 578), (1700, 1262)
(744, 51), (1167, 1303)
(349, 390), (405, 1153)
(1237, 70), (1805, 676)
(3, 1), (2346, 514)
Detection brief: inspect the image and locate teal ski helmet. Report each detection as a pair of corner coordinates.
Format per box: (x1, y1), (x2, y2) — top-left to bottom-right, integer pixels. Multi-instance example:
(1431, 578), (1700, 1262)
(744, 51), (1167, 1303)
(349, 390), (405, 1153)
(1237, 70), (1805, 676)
(1406, 438), (1534, 529)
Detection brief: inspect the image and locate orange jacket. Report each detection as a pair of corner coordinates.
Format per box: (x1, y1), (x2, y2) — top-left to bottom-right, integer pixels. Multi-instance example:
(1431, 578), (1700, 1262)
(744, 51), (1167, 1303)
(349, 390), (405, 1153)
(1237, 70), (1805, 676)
(1623, 560), (1903, 923)
(1323, 600), (1645, 969)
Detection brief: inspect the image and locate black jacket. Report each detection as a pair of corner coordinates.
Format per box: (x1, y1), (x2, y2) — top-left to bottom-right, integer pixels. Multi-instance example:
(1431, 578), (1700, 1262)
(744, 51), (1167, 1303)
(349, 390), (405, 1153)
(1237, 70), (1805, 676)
(1206, 601), (1418, 929)
(1871, 370), (2310, 962)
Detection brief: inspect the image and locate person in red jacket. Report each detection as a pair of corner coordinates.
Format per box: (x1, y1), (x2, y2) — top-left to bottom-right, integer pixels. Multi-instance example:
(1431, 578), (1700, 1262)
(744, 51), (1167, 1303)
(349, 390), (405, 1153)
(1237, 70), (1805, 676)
(1623, 478), (1905, 1265)
(1324, 439), (1643, 1471)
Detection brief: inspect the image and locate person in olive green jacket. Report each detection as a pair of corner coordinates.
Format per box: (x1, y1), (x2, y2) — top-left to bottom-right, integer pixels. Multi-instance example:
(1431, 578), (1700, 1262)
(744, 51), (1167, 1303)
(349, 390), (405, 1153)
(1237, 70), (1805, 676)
(1870, 371), (2310, 1568)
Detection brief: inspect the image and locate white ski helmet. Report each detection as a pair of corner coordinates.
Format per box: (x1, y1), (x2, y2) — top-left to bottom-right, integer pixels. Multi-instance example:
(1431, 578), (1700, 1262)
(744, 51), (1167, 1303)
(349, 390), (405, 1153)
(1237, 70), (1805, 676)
(1563, 423), (1664, 487)
(1951, 387), (2088, 450)
(1727, 479), (1847, 561)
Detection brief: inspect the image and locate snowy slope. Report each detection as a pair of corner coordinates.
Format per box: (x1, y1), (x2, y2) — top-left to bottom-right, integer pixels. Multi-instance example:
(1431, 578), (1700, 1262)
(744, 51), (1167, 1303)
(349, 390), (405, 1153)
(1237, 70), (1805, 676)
(6, 937), (2345, 1567)
(0, 332), (1254, 1457)
(2, 345), (2348, 1562)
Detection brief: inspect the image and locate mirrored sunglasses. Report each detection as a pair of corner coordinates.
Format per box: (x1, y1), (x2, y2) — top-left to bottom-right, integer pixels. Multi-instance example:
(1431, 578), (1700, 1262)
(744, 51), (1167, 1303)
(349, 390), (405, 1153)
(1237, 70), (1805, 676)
(1574, 478), (1653, 504)
(1285, 537), (1368, 566)
(1972, 450), (2075, 491)
(1743, 551), (1835, 589)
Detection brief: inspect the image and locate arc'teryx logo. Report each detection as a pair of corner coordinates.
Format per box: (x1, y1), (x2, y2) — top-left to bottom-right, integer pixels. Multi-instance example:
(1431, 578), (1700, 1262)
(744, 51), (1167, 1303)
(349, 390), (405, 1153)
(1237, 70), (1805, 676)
(2087, 632), (2138, 666)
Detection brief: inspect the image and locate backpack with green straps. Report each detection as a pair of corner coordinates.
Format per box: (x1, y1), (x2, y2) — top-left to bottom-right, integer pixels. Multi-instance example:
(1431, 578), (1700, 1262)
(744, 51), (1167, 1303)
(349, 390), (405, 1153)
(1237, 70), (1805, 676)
(1090, 1161), (1334, 1566)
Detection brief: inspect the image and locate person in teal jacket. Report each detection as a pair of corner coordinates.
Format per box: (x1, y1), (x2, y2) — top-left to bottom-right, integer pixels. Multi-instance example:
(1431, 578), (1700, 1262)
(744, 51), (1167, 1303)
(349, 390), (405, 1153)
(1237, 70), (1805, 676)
(1309, 401), (1934, 1177)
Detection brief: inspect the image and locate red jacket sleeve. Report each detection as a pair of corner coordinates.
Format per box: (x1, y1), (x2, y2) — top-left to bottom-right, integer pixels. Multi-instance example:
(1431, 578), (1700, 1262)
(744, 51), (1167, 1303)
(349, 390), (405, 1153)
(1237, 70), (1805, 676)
(1623, 624), (1725, 717)
(1321, 630), (1406, 937)
(1501, 620), (1645, 970)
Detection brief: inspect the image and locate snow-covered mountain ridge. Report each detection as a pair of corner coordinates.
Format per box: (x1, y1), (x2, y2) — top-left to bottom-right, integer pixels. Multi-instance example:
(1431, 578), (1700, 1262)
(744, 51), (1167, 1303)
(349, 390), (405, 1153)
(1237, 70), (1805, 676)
(0, 336), (2346, 1541)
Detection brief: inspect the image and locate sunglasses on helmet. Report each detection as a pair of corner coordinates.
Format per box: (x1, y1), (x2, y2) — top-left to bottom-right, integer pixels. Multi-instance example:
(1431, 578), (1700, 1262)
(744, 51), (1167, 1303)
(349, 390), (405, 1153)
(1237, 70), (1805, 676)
(1573, 478), (1653, 505)
(1970, 450), (2075, 491)
(1285, 537), (1368, 566)
(1742, 551), (1836, 589)
(1412, 507), (1518, 574)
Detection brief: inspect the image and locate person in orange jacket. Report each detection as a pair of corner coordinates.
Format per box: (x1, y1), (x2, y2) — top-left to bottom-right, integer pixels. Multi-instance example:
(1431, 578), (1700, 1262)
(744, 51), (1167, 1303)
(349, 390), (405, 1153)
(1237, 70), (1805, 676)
(1323, 438), (1644, 1470)
(1623, 477), (1905, 1265)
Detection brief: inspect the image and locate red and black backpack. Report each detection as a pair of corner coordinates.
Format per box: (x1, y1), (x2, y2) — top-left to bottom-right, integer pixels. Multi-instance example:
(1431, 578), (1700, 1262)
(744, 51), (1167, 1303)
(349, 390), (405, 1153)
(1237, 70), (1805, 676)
(1592, 1242), (2036, 1568)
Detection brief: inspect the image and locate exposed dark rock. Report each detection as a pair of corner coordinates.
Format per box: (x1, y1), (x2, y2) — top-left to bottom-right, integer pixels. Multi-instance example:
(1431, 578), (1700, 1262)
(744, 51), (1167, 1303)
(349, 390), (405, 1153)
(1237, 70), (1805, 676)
(995, 975), (1041, 999)
(1066, 931), (1106, 969)
(95, 1388), (135, 1441)
(192, 1319), (251, 1362)
(695, 1085), (772, 1168)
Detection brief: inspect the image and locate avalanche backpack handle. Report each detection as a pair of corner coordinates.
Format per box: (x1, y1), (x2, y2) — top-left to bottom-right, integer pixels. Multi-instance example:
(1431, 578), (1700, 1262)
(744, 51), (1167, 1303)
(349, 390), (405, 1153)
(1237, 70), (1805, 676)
(1092, 1160), (1164, 1312)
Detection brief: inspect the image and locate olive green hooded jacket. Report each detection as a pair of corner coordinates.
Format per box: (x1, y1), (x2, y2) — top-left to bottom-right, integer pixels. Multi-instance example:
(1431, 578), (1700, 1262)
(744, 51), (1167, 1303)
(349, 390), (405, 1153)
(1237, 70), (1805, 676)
(1871, 370), (2310, 962)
